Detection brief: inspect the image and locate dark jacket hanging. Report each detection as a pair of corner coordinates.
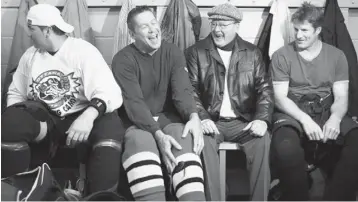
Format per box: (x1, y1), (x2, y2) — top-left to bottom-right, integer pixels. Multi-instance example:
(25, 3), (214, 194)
(161, 0), (201, 51)
(62, 0), (95, 45)
(321, 0), (358, 116)
(257, 12), (273, 72)
(2, 0), (37, 111)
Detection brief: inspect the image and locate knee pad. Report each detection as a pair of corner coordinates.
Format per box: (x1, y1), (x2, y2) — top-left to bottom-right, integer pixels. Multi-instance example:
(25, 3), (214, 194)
(93, 139), (122, 153)
(1, 142), (30, 177)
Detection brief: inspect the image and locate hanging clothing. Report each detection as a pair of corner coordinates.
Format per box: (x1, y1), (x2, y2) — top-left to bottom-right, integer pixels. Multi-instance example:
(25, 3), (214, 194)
(268, 0), (295, 59)
(62, 0), (95, 45)
(2, 0), (38, 112)
(112, 0), (135, 59)
(257, 13), (273, 72)
(161, 0), (201, 51)
(321, 0), (358, 117)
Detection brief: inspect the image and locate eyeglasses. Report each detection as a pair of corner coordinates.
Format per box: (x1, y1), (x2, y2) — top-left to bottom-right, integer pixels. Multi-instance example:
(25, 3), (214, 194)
(210, 21), (236, 30)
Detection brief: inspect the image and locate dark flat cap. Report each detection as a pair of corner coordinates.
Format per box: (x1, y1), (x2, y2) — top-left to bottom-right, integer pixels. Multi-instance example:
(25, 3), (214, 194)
(208, 3), (243, 22)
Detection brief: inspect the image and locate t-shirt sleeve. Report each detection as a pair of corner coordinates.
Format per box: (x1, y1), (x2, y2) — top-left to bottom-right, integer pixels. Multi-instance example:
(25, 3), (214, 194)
(270, 51), (290, 82)
(334, 51), (349, 82)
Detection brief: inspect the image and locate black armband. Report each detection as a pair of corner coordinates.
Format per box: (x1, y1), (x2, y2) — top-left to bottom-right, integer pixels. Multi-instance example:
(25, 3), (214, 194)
(88, 98), (107, 118)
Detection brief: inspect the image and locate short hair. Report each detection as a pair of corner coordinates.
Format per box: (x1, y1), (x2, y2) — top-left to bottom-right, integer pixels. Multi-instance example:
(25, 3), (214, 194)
(127, 6), (155, 32)
(291, 2), (324, 29)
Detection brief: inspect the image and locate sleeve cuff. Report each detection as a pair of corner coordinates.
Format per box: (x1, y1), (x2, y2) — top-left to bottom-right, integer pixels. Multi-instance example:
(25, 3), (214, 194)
(89, 98), (107, 118)
(198, 110), (211, 120)
(148, 123), (161, 135)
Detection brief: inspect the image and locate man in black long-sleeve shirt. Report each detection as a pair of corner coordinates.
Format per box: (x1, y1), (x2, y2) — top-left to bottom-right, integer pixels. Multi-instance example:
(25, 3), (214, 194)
(112, 6), (220, 201)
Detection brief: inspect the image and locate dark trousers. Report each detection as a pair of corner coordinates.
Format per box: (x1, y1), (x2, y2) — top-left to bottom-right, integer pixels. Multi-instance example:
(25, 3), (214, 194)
(1, 104), (124, 194)
(271, 126), (358, 201)
(215, 118), (271, 201)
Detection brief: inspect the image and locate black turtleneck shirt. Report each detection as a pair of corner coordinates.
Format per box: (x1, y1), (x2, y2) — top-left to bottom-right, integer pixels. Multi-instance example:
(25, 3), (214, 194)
(112, 41), (197, 134)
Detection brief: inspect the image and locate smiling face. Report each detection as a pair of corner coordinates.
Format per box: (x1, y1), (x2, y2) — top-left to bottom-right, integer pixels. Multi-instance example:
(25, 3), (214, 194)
(130, 10), (161, 53)
(293, 20), (321, 50)
(210, 20), (239, 48)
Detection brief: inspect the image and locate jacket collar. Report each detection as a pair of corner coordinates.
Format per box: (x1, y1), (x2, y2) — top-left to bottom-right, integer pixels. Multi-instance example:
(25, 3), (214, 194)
(201, 34), (247, 66)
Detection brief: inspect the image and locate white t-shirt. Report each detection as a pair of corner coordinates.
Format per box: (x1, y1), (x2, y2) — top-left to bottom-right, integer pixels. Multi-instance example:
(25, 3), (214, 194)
(7, 37), (123, 117)
(217, 48), (237, 118)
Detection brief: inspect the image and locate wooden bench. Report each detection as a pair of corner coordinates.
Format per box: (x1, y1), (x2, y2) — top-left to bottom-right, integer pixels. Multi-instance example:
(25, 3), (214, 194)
(219, 142), (240, 201)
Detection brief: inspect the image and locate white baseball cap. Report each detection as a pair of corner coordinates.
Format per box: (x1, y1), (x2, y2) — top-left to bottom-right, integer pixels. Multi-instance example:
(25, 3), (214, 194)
(27, 4), (74, 33)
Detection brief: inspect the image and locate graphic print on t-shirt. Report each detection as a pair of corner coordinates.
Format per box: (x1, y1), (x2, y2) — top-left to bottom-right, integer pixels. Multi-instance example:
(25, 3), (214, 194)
(30, 70), (81, 116)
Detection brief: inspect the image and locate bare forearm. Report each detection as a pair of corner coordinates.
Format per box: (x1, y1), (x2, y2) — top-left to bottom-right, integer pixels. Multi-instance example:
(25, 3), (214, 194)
(80, 106), (99, 122)
(275, 96), (310, 123)
(189, 112), (200, 120)
(330, 97), (348, 121)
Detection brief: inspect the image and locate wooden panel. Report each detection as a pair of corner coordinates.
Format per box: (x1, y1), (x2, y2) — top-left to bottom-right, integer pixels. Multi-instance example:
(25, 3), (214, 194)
(1, 37), (13, 66)
(2, 0), (358, 8)
(95, 37), (115, 65)
(89, 7), (121, 37)
(348, 9), (358, 39)
(238, 8), (268, 39)
(198, 7), (211, 40)
(1, 8), (18, 37)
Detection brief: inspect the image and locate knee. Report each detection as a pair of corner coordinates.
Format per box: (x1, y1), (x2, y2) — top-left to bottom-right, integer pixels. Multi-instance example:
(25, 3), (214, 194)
(2, 107), (38, 142)
(272, 127), (303, 163)
(92, 112), (125, 139)
(257, 131), (271, 147)
(124, 128), (156, 149)
(162, 123), (185, 140)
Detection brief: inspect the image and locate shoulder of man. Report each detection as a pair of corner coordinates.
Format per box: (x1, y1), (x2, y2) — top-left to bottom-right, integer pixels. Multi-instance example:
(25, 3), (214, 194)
(322, 42), (346, 58)
(23, 46), (37, 58)
(184, 37), (214, 59)
(67, 37), (100, 54)
(112, 44), (137, 65)
(272, 42), (295, 58)
(238, 37), (258, 51)
(19, 46), (38, 68)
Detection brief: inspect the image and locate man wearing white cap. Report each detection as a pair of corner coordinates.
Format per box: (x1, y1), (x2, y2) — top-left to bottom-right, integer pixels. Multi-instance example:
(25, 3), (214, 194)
(1, 4), (124, 195)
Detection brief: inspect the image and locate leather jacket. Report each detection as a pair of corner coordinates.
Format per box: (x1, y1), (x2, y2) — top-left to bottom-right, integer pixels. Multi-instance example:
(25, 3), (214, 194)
(185, 34), (274, 124)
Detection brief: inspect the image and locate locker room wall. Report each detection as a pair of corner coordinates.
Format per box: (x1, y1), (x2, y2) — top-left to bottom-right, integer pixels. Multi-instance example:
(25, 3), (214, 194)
(2, 0), (358, 87)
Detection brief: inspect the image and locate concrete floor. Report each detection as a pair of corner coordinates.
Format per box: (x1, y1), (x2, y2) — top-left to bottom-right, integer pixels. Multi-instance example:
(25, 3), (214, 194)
(50, 148), (357, 201)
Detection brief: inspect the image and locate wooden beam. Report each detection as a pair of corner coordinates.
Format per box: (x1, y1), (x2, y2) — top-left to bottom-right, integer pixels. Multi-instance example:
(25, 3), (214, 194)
(2, 0), (358, 8)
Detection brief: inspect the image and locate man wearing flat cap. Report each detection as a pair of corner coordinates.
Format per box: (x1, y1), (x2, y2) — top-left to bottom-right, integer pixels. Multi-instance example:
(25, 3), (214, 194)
(1, 4), (124, 196)
(185, 3), (273, 200)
